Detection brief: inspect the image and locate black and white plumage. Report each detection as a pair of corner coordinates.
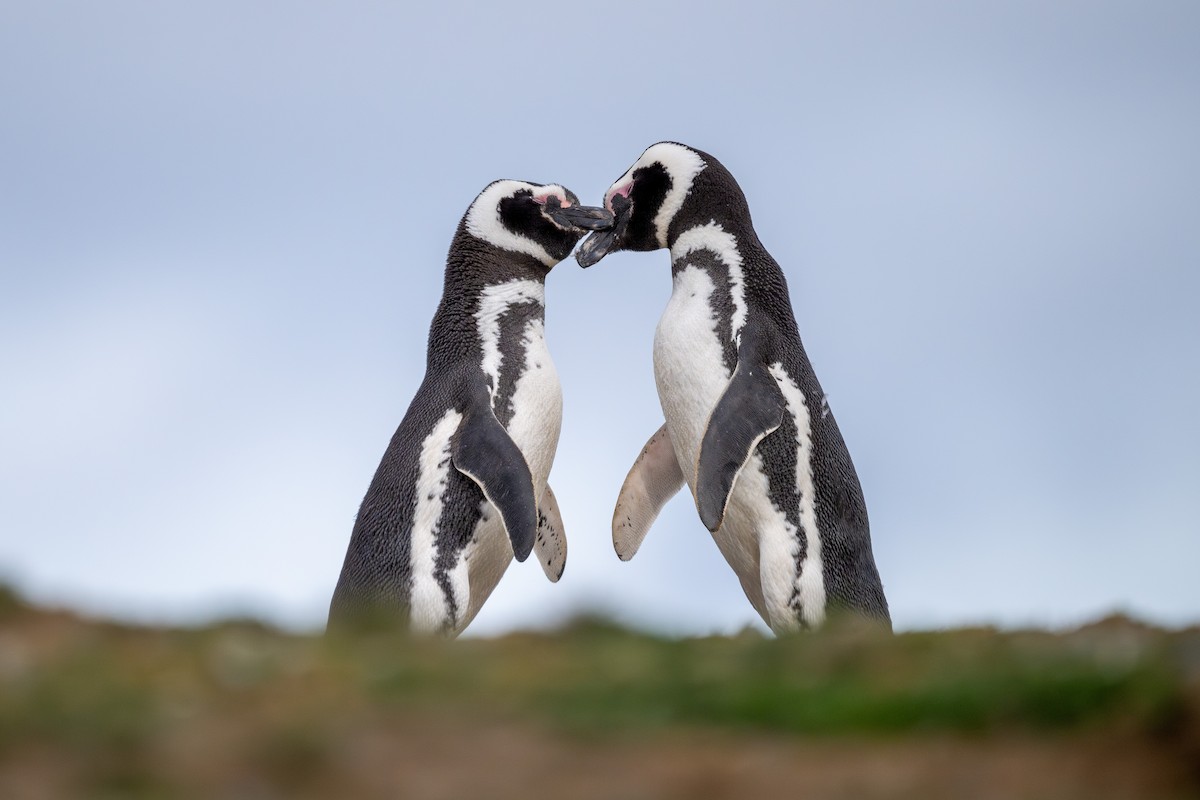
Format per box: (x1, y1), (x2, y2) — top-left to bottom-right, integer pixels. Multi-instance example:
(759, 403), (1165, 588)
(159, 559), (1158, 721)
(578, 142), (890, 632)
(329, 181), (611, 635)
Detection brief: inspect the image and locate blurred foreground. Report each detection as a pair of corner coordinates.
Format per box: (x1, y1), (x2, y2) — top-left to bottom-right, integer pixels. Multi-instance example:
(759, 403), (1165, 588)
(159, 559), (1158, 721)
(1, 586), (1197, 799)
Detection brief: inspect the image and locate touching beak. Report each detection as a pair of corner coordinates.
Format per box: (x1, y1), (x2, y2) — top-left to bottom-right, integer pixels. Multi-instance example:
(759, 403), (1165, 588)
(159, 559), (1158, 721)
(575, 193), (631, 268)
(543, 196), (614, 232)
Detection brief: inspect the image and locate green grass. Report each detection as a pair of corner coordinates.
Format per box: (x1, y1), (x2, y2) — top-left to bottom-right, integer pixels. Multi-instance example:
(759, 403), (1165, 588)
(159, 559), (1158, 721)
(1, 603), (1193, 748)
(2, 591), (1198, 799)
(338, 619), (1188, 736)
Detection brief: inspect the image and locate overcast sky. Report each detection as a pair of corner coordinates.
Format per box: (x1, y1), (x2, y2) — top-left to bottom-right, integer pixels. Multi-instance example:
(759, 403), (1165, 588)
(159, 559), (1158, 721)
(2, 2), (1197, 636)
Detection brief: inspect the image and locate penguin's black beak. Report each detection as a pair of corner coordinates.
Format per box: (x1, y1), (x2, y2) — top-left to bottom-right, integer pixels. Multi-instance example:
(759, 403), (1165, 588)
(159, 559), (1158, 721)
(543, 196), (614, 232)
(575, 193), (631, 268)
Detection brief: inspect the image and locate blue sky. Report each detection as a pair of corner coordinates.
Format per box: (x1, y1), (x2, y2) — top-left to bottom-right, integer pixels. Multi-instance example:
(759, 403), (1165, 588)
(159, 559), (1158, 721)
(2, 2), (1197, 635)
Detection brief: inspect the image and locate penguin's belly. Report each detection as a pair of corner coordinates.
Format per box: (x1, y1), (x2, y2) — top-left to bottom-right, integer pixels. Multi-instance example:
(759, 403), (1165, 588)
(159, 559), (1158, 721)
(654, 267), (787, 626)
(501, 318), (563, 494)
(452, 319), (562, 632)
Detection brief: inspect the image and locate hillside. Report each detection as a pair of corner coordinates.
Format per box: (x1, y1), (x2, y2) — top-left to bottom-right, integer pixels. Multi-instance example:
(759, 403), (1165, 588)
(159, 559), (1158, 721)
(1, 587), (1197, 799)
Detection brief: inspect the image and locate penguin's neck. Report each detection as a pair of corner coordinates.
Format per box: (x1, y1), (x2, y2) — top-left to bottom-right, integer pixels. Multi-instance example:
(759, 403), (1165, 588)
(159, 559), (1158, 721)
(667, 198), (761, 262)
(666, 211), (796, 337)
(449, 232), (553, 287)
(666, 210), (762, 282)
(444, 248), (550, 322)
(426, 243), (550, 371)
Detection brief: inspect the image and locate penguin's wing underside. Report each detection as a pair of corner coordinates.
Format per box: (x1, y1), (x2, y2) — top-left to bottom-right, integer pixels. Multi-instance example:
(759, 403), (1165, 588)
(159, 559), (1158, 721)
(534, 483), (567, 582)
(612, 424), (685, 560)
(695, 355), (786, 532)
(450, 405), (538, 562)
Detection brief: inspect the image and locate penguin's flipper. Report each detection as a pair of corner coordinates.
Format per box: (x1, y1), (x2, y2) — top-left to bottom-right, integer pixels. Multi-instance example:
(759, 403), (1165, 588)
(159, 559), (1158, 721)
(535, 484), (567, 582)
(451, 408), (538, 562)
(612, 424), (685, 560)
(696, 360), (786, 533)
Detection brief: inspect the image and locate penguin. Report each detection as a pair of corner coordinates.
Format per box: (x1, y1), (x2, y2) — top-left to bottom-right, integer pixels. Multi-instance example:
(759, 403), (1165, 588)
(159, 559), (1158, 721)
(576, 142), (890, 632)
(329, 180), (612, 635)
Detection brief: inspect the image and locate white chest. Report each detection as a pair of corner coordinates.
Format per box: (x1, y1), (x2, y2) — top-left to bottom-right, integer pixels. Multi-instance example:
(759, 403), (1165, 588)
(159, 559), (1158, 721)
(653, 265), (731, 482)
(474, 278), (562, 490)
(654, 268), (761, 577)
(500, 317), (562, 491)
(652, 263), (805, 631)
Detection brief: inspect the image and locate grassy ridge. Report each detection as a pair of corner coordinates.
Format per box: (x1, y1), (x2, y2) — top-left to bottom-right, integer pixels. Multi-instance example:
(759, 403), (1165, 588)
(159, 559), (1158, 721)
(332, 618), (1188, 736)
(1, 587), (1198, 799)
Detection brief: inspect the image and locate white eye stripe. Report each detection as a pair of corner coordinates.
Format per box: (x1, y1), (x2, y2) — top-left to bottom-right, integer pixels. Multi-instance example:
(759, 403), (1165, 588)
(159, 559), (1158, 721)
(604, 143), (706, 245)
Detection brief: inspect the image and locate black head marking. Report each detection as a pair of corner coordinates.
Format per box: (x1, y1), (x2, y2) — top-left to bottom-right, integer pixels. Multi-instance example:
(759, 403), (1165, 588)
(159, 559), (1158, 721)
(575, 142), (711, 267)
(463, 181), (611, 268)
(498, 188), (582, 264)
(622, 163), (672, 252)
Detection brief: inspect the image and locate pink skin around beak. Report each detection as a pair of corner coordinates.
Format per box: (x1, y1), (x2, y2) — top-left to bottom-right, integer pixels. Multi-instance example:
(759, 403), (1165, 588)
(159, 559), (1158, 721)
(533, 191), (571, 207)
(605, 182), (632, 212)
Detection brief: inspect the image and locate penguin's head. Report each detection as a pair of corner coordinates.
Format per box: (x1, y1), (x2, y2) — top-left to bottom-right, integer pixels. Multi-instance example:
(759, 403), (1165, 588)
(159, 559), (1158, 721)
(576, 142), (713, 267)
(464, 180), (613, 268)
